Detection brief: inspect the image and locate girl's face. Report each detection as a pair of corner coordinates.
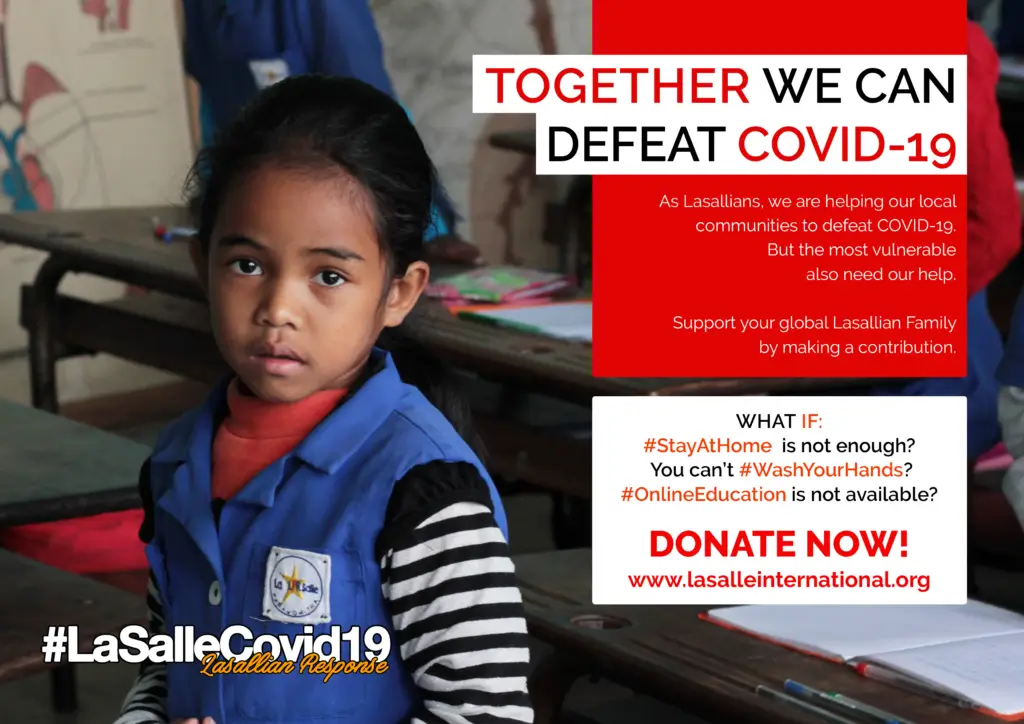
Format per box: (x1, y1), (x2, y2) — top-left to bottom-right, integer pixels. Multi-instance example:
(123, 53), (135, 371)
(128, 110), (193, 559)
(192, 166), (428, 403)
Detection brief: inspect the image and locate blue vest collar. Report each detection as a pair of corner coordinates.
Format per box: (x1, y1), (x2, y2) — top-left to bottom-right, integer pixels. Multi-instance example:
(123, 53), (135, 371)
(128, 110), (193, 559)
(295, 351), (405, 474)
(150, 376), (226, 581)
(149, 349), (407, 509)
(230, 351), (407, 509)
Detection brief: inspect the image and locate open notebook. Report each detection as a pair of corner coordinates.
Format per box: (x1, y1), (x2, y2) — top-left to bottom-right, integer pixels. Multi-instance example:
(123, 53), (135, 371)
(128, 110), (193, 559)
(705, 602), (1024, 719)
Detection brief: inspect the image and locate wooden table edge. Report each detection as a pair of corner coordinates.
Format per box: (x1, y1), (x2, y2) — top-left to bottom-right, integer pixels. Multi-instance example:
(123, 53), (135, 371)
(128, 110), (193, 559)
(0, 488), (139, 527)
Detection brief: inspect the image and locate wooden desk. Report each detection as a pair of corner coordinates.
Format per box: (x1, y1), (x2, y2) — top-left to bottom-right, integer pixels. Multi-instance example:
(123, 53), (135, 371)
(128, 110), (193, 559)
(516, 550), (985, 724)
(406, 301), (881, 404)
(0, 206), (200, 411)
(0, 207), (879, 413)
(999, 62), (1024, 102)
(489, 129), (536, 156)
(0, 550), (146, 711)
(0, 399), (149, 526)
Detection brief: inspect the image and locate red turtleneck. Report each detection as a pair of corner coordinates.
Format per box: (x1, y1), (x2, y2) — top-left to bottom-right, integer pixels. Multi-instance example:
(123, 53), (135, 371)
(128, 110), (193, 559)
(211, 380), (347, 500)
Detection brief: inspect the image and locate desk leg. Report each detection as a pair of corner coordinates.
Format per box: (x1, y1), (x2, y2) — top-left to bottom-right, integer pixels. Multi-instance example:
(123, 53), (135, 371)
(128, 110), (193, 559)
(529, 652), (587, 724)
(27, 255), (74, 413)
(967, 460), (980, 596)
(50, 664), (77, 712)
(565, 177), (592, 287)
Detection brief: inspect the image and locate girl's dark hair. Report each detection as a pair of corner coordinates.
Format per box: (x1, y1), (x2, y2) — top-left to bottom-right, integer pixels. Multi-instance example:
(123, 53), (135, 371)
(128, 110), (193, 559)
(184, 75), (481, 454)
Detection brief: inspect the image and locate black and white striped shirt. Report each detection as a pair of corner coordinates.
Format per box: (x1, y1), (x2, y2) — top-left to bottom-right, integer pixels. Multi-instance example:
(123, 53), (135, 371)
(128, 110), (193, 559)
(114, 461), (533, 724)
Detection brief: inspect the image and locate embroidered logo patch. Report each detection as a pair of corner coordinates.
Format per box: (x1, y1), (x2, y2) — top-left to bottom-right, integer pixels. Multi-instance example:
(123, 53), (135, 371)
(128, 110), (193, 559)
(262, 546), (331, 624)
(249, 58), (290, 90)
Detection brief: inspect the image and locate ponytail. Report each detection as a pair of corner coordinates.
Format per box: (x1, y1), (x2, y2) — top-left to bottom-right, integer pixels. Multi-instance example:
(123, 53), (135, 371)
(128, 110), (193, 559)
(377, 330), (486, 460)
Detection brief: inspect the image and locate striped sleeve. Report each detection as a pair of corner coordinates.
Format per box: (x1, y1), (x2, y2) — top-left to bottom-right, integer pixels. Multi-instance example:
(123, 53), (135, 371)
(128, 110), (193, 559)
(112, 570), (169, 723)
(113, 459), (168, 724)
(377, 461), (534, 724)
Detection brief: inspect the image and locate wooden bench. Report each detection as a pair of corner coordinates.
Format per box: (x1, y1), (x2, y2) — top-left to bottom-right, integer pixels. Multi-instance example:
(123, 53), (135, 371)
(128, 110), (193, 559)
(0, 398), (151, 527)
(0, 551), (147, 711)
(0, 398), (153, 710)
(20, 288), (595, 498)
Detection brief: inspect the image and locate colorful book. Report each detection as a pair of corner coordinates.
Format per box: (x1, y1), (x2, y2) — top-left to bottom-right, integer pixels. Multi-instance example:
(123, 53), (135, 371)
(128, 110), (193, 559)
(452, 300), (592, 343)
(427, 266), (574, 304)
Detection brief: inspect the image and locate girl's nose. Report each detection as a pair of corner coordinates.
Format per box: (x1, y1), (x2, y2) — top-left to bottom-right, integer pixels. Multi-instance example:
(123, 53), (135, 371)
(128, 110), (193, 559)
(257, 280), (301, 329)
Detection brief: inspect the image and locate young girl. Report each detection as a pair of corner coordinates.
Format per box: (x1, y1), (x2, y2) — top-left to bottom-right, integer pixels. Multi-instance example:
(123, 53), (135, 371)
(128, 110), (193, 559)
(113, 75), (533, 724)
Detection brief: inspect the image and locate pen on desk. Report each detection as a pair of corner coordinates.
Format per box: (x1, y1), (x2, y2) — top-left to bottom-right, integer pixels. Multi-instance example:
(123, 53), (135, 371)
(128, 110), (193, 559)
(783, 679), (912, 724)
(855, 663), (972, 709)
(151, 216), (197, 243)
(757, 685), (859, 724)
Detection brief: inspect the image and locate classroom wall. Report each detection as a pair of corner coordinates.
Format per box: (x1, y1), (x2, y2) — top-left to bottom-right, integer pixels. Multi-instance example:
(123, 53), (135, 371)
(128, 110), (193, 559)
(0, 0), (193, 406)
(373, 0), (593, 268)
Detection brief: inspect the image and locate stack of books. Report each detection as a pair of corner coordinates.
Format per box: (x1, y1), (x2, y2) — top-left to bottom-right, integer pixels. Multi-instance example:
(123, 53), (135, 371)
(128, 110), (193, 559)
(426, 266), (575, 306)
(426, 266), (590, 343)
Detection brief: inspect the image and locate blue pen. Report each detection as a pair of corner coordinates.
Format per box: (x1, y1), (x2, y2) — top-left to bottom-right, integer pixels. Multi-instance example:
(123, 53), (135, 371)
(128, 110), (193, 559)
(757, 685), (858, 724)
(784, 679), (913, 724)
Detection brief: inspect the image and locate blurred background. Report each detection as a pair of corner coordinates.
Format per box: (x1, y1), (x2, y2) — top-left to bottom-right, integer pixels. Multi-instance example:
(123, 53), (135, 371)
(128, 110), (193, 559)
(0, 0), (591, 407)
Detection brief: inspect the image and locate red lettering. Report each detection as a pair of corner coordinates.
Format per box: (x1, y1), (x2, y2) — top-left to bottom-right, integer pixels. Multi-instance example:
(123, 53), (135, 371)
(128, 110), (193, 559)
(808, 126), (838, 161)
(738, 125), (889, 163)
(655, 530), (798, 557)
(856, 127), (885, 161)
(805, 530), (903, 557)
(705, 530), (729, 557)
(485, 67), (515, 103)
(772, 126), (805, 162)
(731, 531), (754, 556)
(553, 68), (585, 103)
(833, 531), (860, 557)
(621, 67), (648, 102)
(650, 530), (673, 557)
(516, 68), (549, 103)
(807, 530), (830, 556)
(722, 68), (749, 102)
(776, 530), (796, 557)
(653, 67), (683, 103)
(592, 68), (615, 103)
(859, 529), (901, 557)
(691, 68), (716, 102)
(676, 531), (701, 556)
(489, 67), (752, 105)
(739, 126), (769, 161)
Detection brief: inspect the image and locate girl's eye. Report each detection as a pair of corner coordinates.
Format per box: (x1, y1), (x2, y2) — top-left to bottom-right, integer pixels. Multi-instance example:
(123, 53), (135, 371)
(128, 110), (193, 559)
(313, 270), (345, 288)
(229, 259), (263, 276)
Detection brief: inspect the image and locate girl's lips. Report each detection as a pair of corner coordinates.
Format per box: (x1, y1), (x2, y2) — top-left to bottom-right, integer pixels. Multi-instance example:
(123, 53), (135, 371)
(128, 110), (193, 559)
(250, 354), (306, 376)
(253, 341), (305, 362)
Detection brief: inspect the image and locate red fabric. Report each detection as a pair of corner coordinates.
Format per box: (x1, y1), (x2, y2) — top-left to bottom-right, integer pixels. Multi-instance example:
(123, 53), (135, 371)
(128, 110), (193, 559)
(0, 509), (146, 574)
(1, 383), (345, 574)
(967, 21), (1022, 295)
(211, 379), (346, 501)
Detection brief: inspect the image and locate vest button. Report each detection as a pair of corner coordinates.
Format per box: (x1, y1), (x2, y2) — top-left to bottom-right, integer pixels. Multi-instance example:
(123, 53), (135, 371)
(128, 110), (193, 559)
(208, 581), (222, 606)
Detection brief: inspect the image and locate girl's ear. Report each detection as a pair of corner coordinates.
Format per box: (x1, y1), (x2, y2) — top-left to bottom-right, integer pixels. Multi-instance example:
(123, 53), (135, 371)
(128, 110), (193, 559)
(382, 261), (430, 328)
(188, 235), (209, 293)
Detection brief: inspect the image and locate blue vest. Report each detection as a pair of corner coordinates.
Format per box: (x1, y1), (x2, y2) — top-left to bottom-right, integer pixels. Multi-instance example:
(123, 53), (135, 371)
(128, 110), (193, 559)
(144, 353), (507, 723)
